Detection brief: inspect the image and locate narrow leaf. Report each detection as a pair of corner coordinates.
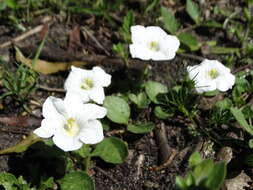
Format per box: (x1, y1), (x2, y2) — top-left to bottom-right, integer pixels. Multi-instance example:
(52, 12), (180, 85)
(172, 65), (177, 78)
(161, 6), (179, 34)
(186, 0), (201, 24)
(127, 122), (155, 134)
(0, 134), (41, 154)
(230, 107), (253, 136)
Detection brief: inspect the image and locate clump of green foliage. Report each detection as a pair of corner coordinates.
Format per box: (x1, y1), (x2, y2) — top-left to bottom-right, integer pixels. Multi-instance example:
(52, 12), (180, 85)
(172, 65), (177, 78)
(176, 152), (227, 190)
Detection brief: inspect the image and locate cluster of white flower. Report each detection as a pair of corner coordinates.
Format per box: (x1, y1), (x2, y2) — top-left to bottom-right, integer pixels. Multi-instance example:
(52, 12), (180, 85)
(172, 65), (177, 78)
(34, 66), (111, 151)
(129, 25), (235, 93)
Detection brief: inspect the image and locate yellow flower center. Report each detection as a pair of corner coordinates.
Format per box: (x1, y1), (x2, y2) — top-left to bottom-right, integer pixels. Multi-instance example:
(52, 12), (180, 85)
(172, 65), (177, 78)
(148, 41), (159, 51)
(81, 78), (94, 90)
(64, 118), (80, 137)
(207, 69), (219, 79)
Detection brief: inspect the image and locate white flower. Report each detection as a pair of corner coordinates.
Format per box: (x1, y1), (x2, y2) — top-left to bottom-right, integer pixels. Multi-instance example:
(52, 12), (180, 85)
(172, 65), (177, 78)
(187, 59), (235, 93)
(129, 25), (180, 61)
(64, 66), (111, 104)
(33, 93), (107, 151)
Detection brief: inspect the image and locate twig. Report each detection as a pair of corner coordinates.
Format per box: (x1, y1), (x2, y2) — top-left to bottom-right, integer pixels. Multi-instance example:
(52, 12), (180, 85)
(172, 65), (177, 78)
(232, 64), (253, 74)
(178, 53), (205, 62)
(0, 17), (52, 49)
(134, 154), (145, 181)
(106, 129), (125, 136)
(154, 122), (172, 164)
(37, 84), (65, 93)
(94, 166), (119, 184)
(149, 149), (178, 171)
(177, 24), (198, 35)
(81, 27), (110, 56)
(20, 45), (147, 71)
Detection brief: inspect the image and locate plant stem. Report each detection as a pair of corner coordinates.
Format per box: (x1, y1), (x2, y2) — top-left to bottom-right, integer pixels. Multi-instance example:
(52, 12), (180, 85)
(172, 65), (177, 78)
(84, 156), (91, 173)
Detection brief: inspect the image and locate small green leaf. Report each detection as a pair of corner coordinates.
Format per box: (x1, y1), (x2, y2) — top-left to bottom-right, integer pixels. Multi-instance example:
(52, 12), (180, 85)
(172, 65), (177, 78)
(60, 172), (94, 190)
(193, 159), (214, 185)
(189, 152), (202, 168)
(145, 81), (168, 103)
(127, 122), (155, 134)
(215, 98), (232, 110)
(186, 0), (201, 24)
(210, 46), (240, 54)
(230, 107), (253, 136)
(154, 106), (174, 119)
(128, 92), (150, 109)
(120, 10), (134, 42)
(178, 32), (200, 51)
(249, 139), (253, 148)
(91, 137), (128, 164)
(201, 20), (222, 28)
(104, 96), (130, 124)
(0, 173), (17, 190)
(205, 162), (227, 190)
(175, 176), (188, 189)
(202, 89), (220, 97)
(161, 6), (179, 34)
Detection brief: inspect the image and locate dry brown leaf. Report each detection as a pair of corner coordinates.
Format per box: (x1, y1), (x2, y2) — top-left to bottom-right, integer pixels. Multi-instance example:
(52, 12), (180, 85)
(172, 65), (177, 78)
(15, 47), (88, 74)
(224, 171), (251, 190)
(0, 116), (41, 127)
(68, 25), (82, 52)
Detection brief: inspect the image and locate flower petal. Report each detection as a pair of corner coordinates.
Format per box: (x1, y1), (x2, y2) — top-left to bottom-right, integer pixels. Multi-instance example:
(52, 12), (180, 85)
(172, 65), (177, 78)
(53, 133), (83, 151)
(42, 96), (66, 119)
(129, 44), (151, 60)
(79, 103), (107, 120)
(93, 67), (111, 87)
(33, 119), (61, 138)
(89, 86), (105, 104)
(131, 25), (147, 44)
(79, 120), (104, 144)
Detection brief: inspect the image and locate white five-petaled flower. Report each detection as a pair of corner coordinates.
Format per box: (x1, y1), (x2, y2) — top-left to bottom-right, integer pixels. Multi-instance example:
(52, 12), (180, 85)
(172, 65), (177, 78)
(33, 93), (107, 151)
(129, 25), (180, 61)
(64, 66), (111, 104)
(187, 59), (235, 93)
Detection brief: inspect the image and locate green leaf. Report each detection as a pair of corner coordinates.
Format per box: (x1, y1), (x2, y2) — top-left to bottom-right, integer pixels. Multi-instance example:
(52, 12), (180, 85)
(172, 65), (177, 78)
(189, 152), (202, 168)
(210, 46), (240, 54)
(249, 139), (253, 148)
(193, 159), (214, 185)
(0, 134), (41, 154)
(120, 10), (134, 42)
(186, 0), (201, 24)
(145, 0), (159, 13)
(205, 162), (227, 190)
(145, 81), (168, 103)
(215, 98), (232, 110)
(161, 6), (179, 34)
(201, 20), (222, 28)
(60, 172), (94, 190)
(175, 176), (188, 190)
(127, 122), (155, 134)
(128, 92), (150, 109)
(91, 137), (128, 164)
(154, 106), (174, 119)
(104, 96), (130, 124)
(230, 107), (253, 136)
(178, 32), (200, 51)
(0, 173), (17, 190)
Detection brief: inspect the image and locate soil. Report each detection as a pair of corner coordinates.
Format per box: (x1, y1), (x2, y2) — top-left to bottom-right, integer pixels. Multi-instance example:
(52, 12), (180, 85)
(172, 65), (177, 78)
(0, 2), (248, 189)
